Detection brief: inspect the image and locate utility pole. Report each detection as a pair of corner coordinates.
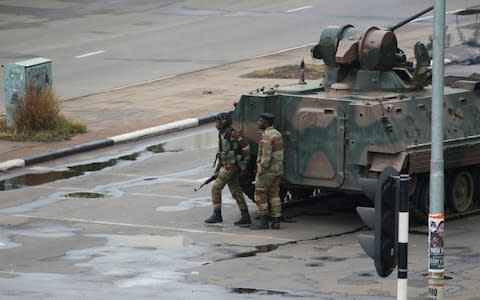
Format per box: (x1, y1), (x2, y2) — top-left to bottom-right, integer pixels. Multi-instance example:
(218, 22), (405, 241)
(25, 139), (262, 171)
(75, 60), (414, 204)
(429, 1), (446, 299)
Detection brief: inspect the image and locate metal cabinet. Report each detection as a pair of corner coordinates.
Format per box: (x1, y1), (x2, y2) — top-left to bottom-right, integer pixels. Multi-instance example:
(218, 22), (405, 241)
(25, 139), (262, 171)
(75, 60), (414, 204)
(2, 57), (52, 127)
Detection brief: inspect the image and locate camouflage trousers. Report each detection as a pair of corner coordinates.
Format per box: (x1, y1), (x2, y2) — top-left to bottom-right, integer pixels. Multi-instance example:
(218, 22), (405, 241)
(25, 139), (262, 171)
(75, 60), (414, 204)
(254, 173), (281, 217)
(211, 165), (247, 210)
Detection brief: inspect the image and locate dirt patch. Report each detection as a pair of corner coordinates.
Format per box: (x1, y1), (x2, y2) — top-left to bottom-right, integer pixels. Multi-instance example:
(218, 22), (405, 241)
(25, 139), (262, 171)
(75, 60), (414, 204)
(241, 64), (325, 80)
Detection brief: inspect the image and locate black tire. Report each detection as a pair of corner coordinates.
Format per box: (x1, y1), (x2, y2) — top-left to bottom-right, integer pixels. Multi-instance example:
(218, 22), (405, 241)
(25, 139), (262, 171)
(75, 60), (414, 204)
(446, 169), (474, 213)
(412, 175), (429, 225)
(472, 168), (480, 208)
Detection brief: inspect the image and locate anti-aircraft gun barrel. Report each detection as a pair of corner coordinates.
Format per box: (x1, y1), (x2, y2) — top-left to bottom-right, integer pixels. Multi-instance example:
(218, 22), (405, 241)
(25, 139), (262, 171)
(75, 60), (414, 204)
(387, 5), (434, 31)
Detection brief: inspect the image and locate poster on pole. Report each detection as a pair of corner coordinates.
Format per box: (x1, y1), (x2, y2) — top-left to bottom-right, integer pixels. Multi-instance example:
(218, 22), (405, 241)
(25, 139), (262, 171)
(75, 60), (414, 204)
(428, 213), (445, 275)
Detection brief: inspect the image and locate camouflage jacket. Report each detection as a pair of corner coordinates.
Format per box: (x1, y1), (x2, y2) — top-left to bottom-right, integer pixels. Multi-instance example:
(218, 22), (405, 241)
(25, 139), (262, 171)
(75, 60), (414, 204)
(218, 127), (250, 171)
(257, 126), (284, 176)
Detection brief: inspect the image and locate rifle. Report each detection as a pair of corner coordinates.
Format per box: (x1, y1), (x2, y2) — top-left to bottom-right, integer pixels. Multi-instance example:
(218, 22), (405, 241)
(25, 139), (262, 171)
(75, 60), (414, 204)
(194, 173), (218, 192)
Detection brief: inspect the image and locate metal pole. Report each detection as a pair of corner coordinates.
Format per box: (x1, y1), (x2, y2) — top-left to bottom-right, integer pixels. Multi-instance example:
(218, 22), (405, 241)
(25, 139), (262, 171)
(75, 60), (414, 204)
(429, 0), (446, 299)
(397, 175), (410, 300)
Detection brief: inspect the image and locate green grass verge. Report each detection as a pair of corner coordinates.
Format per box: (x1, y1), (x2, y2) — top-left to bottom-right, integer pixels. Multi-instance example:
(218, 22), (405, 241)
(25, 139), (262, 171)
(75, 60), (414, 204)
(0, 115), (86, 142)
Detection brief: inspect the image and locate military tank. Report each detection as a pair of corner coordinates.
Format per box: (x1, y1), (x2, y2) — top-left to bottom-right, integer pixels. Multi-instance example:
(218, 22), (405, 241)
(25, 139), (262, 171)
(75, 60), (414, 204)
(231, 7), (480, 219)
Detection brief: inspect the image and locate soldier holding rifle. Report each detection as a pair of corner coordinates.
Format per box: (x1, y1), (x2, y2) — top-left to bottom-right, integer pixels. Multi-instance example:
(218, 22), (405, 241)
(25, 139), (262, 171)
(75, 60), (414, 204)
(203, 112), (251, 225)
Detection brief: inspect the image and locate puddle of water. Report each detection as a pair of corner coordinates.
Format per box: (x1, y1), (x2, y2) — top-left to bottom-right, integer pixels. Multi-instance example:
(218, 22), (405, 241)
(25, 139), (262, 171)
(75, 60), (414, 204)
(0, 221), (80, 249)
(61, 233), (206, 290)
(256, 244), (278, 253)
(231, 288), (288, 296)
(155, 196), (221, 212)
(65, 192), (107, 198)
(115, 235), (191, 249)
(0, 158), (120, 191)
(0, 130), (217, 191)
(304, 262), (323, 267)
(232, 244), (279, 258)
(147, 130), (216, 153)
(146, 144), (167, 153)
(311, 256), (347, 262)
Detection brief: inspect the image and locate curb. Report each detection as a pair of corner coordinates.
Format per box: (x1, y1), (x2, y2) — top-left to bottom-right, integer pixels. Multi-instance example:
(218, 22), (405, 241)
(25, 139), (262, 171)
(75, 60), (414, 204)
(0, 113), (217, 172)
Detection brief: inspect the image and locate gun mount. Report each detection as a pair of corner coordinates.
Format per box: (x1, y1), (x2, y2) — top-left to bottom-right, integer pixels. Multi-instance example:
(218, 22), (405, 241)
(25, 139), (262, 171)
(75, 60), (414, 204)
(311, 6), (433, 92)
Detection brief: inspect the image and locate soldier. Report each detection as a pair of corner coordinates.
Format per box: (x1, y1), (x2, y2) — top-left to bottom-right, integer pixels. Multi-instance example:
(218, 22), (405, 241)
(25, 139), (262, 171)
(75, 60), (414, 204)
(251, 112), (284, 230)
(204, 112), (252, 225)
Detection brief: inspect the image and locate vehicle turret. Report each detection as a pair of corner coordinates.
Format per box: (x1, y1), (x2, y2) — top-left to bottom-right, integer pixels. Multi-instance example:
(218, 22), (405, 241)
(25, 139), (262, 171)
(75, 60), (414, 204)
(310, 6), (433, 92)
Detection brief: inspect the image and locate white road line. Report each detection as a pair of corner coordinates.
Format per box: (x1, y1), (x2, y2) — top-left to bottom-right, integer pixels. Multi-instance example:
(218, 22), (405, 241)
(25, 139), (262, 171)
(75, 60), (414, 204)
(9, 214), (292, 241)
(286, 5), (312, 13)
(103, 75), (175, 92)
(251, 42), (315, 59)
(75, 50), (105, 59)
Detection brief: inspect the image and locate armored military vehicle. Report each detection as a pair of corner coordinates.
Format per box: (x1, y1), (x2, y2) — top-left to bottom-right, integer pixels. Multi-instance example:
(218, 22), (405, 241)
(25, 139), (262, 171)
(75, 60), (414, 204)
(232, 7), (480, 219)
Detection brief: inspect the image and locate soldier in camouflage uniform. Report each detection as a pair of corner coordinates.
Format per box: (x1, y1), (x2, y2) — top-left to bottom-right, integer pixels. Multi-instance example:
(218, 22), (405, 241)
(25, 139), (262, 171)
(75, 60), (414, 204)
(204, 112), (252, 225)
(251, 112), (284, 230)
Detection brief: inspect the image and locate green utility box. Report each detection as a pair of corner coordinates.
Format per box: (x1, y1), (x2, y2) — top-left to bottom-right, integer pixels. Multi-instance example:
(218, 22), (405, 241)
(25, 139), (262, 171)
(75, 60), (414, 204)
(2, 57), (52, 127)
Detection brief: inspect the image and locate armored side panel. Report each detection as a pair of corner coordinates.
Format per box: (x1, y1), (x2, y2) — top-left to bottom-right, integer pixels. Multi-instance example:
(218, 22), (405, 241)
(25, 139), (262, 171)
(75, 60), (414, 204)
(233, 80), (480, 192)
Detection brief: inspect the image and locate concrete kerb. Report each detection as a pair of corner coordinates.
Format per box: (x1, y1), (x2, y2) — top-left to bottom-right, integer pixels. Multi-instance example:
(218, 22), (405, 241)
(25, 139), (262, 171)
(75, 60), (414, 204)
(0, 112), (217, 172)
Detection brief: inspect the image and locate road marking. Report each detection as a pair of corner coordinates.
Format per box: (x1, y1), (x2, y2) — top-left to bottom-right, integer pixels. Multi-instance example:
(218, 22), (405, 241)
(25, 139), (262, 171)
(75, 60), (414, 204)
(103, 75), (175, 92)
(9, 214), (293, 242)
(251, 42), (315, 59)
(286, 5), (312, 13)
(75, 50), (105, 59)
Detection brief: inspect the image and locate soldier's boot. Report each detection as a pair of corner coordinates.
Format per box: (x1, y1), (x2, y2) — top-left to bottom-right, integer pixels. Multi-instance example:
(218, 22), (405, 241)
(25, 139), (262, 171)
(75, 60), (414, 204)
(204, 208), (223, 223)
(234, 209), (251, 226)
(250, 215), (269, 230)
(270, 217), (280, 230)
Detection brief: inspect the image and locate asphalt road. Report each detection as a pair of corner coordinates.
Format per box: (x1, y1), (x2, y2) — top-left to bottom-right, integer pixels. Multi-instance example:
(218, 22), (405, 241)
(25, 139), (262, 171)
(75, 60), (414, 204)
(1, 0), (477, 114)
(0, 126), (479, 299)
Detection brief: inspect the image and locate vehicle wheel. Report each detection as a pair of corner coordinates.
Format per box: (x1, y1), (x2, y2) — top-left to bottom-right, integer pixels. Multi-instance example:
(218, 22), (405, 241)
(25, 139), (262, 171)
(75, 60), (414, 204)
(447, 169), (474, 213)
(473, 168), (480, 208)
(408, 174), (417, 197)
(412, 175), (429, 224)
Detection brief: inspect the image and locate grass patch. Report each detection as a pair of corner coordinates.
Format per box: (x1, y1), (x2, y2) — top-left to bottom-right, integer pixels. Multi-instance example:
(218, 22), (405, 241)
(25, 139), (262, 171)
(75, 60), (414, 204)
(241, 64), (326, 80)
(0, 83), (86, 142)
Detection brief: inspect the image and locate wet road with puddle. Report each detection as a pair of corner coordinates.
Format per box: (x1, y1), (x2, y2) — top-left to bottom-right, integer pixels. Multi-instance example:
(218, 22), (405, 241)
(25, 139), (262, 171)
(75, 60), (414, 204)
(0, 125), (479, 299)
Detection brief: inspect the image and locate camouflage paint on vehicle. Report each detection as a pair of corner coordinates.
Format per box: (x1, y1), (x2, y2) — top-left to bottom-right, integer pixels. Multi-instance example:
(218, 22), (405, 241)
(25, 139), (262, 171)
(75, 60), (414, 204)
(232, 21), (480, 218)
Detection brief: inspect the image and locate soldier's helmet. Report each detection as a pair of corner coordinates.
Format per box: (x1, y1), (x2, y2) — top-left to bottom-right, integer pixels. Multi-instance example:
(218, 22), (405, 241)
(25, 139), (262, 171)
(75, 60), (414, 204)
(215, 112), (232, 129)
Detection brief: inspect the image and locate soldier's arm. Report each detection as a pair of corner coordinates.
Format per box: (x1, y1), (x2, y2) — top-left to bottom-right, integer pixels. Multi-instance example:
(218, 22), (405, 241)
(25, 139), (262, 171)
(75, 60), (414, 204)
(237, 135), (250, 162)
(258, 136), (273, 174)
(214, 152), (222, 173)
